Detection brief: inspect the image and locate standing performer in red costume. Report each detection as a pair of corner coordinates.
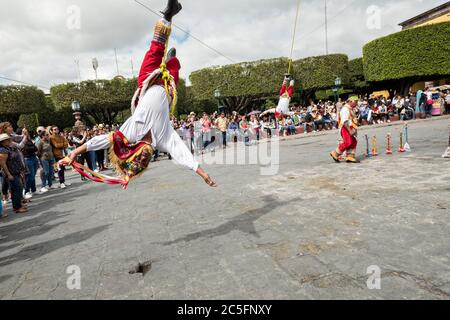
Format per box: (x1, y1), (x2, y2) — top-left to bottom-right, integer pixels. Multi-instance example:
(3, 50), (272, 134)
(275, 75), (295, 119)
(330, 99), (359, 163)
(68, 0), (217, 188)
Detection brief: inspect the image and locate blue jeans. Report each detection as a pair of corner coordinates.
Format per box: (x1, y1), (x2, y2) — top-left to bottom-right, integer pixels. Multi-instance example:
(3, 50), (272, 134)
(41, 159), (54, 188)
(25, 157), (38, 193)
(10, 175), (23, 210)
(88, 151), (97, 171)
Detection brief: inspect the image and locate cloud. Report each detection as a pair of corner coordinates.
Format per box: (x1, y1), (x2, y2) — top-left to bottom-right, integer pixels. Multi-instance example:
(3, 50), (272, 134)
(0, 0), (446, 92)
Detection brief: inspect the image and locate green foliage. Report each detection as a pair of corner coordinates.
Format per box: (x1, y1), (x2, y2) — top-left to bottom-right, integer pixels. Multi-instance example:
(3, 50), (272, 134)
(39, 97), (77, 129)
(190, 58), (289, 101)
(17, 114), (39, 133)
(363, 22), (450, 83)
(50, 77), (137, 124)
(263, 99), (277, 111)
(189, 55), (350, 111)
(348, 58), (368, 88)
(0, 85), (46, 115)
(176, 79), (194, 116)
(293, 54), (350, 90)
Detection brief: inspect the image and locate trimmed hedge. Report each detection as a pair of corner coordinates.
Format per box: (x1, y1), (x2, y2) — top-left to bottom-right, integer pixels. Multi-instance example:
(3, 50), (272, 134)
(363, 21), (450, 82)
(190, 54), (350, 101)
(50, 77), (137, 112)
(348, 58), (368, 88)
(293, 54), (350, 90)
(0, 85), (46, 115)
(190, 58), (289, 100)
(50, 77), (138, 124)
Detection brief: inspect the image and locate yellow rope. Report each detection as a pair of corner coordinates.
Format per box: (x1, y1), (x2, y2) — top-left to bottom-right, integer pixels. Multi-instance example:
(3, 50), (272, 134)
(288, 0), (301, 75)
(159, 31), (178, 116)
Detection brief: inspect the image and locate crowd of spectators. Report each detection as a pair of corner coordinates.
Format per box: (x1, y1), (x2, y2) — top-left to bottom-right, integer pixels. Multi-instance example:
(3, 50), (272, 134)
(172, 89), (450, 154)
(0, 122), (117, 219)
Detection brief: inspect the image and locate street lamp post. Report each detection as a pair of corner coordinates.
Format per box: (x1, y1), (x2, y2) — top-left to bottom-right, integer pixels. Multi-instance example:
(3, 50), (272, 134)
(71, 100), (84, 129)
(334, 77), (342, 101)
(92, 58), (99, 80)
(332, 87), (338, 102)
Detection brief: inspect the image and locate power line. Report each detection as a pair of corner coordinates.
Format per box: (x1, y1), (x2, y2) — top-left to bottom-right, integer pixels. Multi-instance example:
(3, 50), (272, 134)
(0, 75), (50, 90)
(295, 0), (359, 52)
(134, 0), (235, 63)
(325, 0), (329, 55)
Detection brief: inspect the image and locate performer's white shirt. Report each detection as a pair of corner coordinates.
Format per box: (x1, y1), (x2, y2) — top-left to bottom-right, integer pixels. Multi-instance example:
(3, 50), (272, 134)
(340, 106), (351, 126)
(87, 85), (199, 172)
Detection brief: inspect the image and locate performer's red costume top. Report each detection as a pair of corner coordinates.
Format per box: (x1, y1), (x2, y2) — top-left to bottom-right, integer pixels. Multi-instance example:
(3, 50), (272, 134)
(137, 40), (180, 89)
(279, 82), (294, 98)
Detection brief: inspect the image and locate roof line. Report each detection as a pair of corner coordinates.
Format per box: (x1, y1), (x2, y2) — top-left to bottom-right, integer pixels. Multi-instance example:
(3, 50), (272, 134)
(399, 1), (450, 26)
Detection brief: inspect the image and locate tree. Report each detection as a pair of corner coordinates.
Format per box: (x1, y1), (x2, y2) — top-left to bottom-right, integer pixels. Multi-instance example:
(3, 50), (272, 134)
(50, 77), (137, 124)
(0, 85), (46, 126)
(16, 96), (76, 134)
(363, 21), (450, 95)
(176, 78), (194, 116)
(17, 114), (39, 134)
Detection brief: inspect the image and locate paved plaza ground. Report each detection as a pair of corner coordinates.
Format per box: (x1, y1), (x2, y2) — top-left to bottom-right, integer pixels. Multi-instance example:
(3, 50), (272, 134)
(0, 117), (449, 300)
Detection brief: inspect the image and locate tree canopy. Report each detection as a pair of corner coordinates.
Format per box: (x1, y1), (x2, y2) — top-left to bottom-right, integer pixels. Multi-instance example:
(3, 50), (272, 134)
(0, 85), (46, 115)
(50, 77), (137, 124)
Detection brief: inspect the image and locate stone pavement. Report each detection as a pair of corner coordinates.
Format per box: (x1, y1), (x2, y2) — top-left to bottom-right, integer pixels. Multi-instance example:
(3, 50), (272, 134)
(0, 117), (449, 300)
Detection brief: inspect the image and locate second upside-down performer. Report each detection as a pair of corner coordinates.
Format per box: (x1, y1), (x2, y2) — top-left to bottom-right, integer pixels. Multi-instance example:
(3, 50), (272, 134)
(66, 0), (217, 188)
(330, 99), (359, 163)
(275, 75), (295, 118)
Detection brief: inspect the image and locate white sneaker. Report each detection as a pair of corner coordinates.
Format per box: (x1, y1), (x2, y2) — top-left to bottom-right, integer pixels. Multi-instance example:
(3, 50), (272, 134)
(60, 183), (66, 189)
(24, 192), (33, 200)
(40, 187), (49, 194)
(50, 185), (59, 190)
(65, 182), (72, 187)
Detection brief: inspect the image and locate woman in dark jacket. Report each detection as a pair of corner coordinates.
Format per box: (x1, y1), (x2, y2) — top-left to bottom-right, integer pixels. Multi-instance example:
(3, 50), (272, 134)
(0, 134), (27, 214)
(21, 131), (39, 198)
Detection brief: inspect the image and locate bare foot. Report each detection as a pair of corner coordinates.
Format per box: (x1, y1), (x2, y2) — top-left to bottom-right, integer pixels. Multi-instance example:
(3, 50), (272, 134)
(204, 175), (217, 188)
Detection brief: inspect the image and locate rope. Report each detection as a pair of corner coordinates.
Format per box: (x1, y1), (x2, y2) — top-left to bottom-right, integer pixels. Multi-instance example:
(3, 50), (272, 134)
(59, 158), (130, 189)
(159, 28), (178, 116)
(288, 0), (301, 75)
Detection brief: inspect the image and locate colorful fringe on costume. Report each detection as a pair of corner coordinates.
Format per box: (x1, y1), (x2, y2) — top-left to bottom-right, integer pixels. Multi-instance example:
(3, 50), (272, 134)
(59, 132), (154, 190)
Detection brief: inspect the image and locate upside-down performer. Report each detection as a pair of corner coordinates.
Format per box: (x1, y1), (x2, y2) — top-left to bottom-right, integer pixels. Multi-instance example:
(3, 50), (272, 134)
(66, 0), (217, 189)
(275, 75), (295, 118)
(330, 99), (359, 163)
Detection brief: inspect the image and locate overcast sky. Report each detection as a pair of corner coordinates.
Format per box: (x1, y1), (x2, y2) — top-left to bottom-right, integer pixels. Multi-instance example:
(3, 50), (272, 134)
(0, 0), (446, 92)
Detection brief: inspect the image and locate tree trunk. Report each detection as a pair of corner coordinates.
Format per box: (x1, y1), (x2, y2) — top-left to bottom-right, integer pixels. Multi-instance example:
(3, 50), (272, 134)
(85, 110), (102, 124)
